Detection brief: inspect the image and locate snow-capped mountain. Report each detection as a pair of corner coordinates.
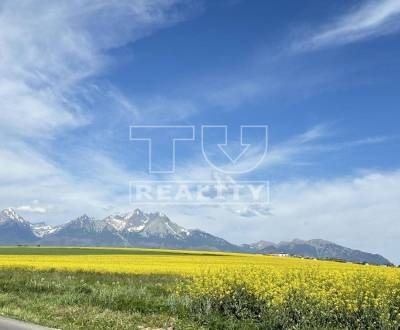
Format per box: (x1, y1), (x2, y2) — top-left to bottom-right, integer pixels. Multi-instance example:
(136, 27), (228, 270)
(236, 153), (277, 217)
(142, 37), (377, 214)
(0, 208), (237, 251)
(101, 209), (237, 250)
(102, 209), (150, 232)
(242, 240), (275, 251)
(31, 222), (58, 237)
(0, 208), (37, 244)
(0, 208), (392, 265)
(103, 209), (190, 237)
(39, 214), (128, 247)
(0, 208), (26, 224)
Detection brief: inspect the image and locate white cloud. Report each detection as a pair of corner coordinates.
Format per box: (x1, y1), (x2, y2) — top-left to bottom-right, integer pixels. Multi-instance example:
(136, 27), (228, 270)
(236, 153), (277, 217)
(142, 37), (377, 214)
(297, 0), (400, 50)
(0, 0), (199, 136)
(15, 205), (48, 214)
(0, 79), (84, 137)
(0, 143), (149, 223)
(268, 170), (400, 262)
(0, 0), (201, 221)
(166, 169), (400, 264)
(156, 125), (399, 262)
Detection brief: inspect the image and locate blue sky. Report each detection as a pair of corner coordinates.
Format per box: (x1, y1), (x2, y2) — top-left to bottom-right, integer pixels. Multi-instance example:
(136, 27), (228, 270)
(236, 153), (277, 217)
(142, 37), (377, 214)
(1, 0), (400, 261)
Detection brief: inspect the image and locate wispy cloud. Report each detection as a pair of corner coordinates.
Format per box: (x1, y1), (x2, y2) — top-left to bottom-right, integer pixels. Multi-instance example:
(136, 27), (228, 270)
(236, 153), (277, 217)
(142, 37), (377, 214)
(296, 0), (400, 50)
(201, 1), (400, 110)
(166, 123), (392, 184)
(0, 0), (199, 137)
(15, 205), (48, 214)
(332, 135), (395, 149)
(0, 0), (201, 221)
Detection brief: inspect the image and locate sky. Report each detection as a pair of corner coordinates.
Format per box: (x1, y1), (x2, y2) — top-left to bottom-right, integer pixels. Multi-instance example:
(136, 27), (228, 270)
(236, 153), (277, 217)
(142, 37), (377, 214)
(1, 0), (400, 262)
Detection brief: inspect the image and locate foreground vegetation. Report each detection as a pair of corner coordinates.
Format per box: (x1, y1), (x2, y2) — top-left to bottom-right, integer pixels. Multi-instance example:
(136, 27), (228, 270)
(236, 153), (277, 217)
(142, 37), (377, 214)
(0, 247), (399, 329)
(0, 268), (193, 329)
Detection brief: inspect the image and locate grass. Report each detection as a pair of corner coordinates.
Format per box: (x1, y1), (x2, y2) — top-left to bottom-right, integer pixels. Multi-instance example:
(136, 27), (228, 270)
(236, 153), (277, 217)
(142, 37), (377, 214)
(0, 268), (190, 329)
(0, 268), (255, 330)
(0, 246), (225, 256)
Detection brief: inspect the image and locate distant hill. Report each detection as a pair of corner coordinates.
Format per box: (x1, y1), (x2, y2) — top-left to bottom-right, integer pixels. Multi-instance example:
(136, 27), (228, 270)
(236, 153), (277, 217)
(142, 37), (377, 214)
(242, 239), (392, 265)
(0, 208), (392, 265)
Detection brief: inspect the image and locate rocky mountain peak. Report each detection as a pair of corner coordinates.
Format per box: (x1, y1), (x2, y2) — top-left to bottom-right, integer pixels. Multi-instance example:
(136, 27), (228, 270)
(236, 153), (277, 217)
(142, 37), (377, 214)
(0, 208), (26, 223)
(0, 208), (37, 243)
(63, 214), (96, 231)
(76, 214), (92, 222)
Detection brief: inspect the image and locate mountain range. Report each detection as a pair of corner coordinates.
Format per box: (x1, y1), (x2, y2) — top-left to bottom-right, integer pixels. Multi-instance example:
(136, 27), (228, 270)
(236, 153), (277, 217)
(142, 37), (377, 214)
(0, 208), (393, 266)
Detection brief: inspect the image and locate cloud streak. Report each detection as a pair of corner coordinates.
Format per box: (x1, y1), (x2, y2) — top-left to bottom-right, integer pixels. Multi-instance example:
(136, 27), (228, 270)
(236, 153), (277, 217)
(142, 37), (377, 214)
(15, 205), (48, 214)
(0, 0), (201, 221)
(296, 0), (400, 50)
(0, 0), (199, 137)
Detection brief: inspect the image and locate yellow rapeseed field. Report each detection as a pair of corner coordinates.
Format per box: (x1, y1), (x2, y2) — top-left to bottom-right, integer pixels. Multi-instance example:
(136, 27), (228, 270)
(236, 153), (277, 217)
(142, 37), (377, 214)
(1, 247), (399, 327)
(0, 248), (390, 275)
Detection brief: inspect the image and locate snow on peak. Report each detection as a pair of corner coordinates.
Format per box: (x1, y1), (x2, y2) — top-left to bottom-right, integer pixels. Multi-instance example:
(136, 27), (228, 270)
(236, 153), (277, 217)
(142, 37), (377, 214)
(62, 214), (96, 230)
(0, 208), (26, 223)
(32, 222), (57, 237)
(103, 209), (150, 232)
(127, 224), (145, 232)
(102, 210), (188, 237)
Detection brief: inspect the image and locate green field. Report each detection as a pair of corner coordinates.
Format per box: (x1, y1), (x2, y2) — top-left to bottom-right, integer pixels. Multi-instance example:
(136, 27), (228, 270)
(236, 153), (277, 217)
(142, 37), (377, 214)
(0, 246), (222, 256)
(0, 268), (196, 329)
